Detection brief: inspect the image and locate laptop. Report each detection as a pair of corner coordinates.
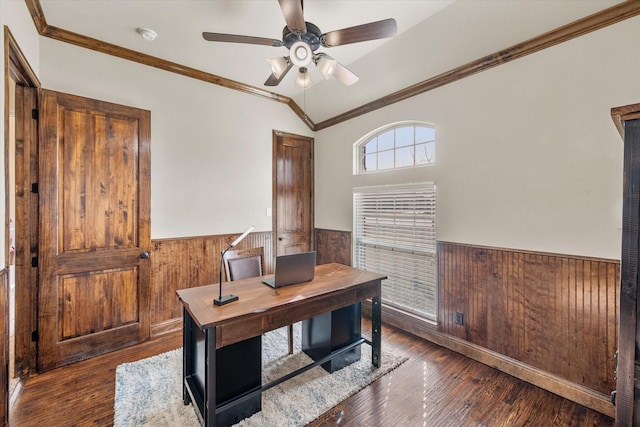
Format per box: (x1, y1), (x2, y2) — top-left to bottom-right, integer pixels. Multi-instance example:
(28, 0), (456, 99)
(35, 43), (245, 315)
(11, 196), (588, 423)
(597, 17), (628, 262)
(263, 251), (317, 288)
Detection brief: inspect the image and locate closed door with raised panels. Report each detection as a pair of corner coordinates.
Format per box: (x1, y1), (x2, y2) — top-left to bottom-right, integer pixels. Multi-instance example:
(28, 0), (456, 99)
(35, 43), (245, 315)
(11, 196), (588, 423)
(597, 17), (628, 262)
(37, 90), (151, 371)
(273, 131), (314, 256)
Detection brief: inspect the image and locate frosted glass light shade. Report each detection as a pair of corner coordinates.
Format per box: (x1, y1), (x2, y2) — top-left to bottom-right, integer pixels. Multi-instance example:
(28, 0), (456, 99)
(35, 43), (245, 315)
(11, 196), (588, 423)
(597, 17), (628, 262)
(315, 54), (337, 79)
(295, 67), (313, 89)
(268, 57), (290, 79)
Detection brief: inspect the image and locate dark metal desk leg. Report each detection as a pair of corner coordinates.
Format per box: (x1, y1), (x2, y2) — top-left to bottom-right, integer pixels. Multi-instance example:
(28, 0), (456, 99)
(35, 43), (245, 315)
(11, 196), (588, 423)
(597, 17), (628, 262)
(183, 308), (193, 405)
(371, 295), (381, 368)
(205, 327), (217, 427)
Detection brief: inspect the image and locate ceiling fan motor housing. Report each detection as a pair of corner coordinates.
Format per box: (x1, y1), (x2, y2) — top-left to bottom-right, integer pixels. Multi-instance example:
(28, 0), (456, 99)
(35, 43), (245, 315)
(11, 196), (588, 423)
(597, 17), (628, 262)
(282, 22), (322, 51)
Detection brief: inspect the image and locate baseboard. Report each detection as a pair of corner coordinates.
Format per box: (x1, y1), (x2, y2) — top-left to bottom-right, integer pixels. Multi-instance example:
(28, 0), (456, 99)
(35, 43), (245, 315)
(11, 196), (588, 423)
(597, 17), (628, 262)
(157, 307), (615, 417)
(363, 303), (615, 418)
(151, 318), (182, 337)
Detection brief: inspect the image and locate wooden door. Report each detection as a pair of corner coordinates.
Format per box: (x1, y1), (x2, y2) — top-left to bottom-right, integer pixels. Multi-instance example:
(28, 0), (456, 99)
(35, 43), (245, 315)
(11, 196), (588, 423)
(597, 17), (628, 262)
(37, 90), (151, 371)
(273, 131), (314, 256)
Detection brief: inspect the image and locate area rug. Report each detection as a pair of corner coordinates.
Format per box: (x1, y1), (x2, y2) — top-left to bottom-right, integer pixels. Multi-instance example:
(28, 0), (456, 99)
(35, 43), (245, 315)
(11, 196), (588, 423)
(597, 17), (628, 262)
(114, 323), (407, 426)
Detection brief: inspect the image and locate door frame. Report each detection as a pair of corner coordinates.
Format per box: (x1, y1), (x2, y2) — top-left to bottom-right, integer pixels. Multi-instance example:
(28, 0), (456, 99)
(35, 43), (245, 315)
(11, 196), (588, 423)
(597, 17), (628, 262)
(4, 27), (41, 423)
(2, 26), (41, 423)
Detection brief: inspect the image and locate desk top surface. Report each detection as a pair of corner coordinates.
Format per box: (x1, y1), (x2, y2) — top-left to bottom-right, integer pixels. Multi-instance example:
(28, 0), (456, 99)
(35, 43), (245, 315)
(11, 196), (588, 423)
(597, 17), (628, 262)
(176, 263), (385, 330)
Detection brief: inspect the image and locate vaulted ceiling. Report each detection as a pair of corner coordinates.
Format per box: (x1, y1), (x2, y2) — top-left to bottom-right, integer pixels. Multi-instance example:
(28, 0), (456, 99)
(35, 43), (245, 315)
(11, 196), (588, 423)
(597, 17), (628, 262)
(30, 0), (637, 129)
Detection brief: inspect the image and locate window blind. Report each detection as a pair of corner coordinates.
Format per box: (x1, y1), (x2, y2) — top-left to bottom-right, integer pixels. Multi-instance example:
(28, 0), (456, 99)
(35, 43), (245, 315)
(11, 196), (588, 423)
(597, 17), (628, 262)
(353, 183), (437, 320)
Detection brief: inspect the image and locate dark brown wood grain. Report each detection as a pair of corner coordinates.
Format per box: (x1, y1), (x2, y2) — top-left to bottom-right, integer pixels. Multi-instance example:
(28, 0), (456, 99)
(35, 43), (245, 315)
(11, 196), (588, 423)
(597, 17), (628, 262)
(176, 263), (383, 348)
(150, 235), (617, 414)
(273, 131), (314, 256)
(315, 228), (351, 266)
(438, 242), (618, 397)
(37, 90), (152, 371)
(9, 318), (613, 426)
(11, 85), (38, 378)
(6, 27), (41, 379)
(149, 231), (274, 329)
(149, 229), (347, 331)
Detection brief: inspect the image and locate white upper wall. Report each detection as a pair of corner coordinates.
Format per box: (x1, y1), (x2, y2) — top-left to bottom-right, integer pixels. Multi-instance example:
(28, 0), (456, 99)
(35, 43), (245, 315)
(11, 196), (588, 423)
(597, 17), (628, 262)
(38, 38), (313, 238)
(315, 16), (640, 260)
(1, 1), (40, 72)
(300, 0), (624, 122)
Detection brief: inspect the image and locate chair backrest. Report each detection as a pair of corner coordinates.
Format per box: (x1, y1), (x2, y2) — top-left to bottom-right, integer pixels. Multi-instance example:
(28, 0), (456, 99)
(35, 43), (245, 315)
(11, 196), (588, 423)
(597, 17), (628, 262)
(223, 247), (264, 281)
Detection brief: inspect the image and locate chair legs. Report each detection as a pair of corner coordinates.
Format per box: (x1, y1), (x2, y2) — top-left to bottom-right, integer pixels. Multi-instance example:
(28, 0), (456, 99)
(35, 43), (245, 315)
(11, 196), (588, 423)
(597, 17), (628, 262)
(287, 324), (294, 354)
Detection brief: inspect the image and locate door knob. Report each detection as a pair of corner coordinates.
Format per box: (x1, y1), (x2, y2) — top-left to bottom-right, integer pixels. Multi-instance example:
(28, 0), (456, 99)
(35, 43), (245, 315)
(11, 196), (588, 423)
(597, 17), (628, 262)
(139, 251), (150, 259)
(278, 237), (284, 241)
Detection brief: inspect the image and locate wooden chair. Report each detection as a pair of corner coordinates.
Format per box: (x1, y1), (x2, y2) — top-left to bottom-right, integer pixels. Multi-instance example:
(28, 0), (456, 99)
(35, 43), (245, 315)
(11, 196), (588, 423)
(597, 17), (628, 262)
(223, 247), (294, 354)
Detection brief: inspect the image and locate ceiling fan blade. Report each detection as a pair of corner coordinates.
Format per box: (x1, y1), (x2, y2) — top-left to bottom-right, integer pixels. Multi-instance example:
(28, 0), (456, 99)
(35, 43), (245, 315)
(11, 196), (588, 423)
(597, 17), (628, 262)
(320, 18), (397, 48)
(278, 0), (306, 34)
(333, 62), (359, 86)
(202, 32), (283, 47)
(264, 63), (294, 86)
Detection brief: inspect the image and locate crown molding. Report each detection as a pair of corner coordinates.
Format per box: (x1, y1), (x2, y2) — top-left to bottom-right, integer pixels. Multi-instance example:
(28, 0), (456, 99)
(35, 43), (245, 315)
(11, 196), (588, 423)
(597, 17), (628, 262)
(315, 0), (640, 130)
(24, 0), (640, 132)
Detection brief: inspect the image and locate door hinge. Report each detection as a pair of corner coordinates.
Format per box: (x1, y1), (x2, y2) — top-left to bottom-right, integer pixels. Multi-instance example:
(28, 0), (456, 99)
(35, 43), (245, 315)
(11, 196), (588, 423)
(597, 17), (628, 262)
(31, 109), (39, 120)
(31, 331), (38, 342)
(31, 183), (38, 194)
(31, 256), (38, 267)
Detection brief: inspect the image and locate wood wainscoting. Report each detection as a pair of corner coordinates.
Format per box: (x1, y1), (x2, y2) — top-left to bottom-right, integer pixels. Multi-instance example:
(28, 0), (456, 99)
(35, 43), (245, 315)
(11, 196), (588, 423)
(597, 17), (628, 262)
(311, 230), (616, 415)
(438, 242), (618, 397)
(436, 242), (618, 416)
(149, 231), (273, 335)
(147, 231), (616, 414)
(149, 229), (345, 335)
(314, 228), (351, 266)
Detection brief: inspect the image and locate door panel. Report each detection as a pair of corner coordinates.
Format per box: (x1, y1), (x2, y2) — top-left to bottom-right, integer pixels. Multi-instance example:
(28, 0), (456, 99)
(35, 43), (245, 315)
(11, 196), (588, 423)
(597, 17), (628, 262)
(59, 268), (138, 340)
(273, 132), (314, 256)
(37, 90), (151, 371)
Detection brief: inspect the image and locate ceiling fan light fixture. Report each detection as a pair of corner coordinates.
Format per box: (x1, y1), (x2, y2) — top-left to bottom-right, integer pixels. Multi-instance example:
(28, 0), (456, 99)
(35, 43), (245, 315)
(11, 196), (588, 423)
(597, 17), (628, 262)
(295, 67), (313, 89)
(136, 27), (157, 41)
(268, 56), (290, 79)
(314, 54), (337, 80)
(290, 41), (312, 67)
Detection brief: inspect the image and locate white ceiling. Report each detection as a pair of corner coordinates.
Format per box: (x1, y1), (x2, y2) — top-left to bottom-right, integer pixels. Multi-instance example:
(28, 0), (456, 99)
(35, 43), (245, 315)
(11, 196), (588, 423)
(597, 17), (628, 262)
(39, 0), (624, 123)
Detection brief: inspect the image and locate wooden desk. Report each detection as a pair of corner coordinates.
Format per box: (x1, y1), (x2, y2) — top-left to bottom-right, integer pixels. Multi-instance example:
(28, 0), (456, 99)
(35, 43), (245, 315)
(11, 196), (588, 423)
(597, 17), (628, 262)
(176, 263), (385, 427)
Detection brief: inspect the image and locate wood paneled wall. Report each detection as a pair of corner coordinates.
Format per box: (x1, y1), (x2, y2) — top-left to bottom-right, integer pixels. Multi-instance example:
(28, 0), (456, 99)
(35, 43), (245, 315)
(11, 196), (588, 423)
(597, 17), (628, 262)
(314, 229), (351, 266)
(148, 231), (618, 401)
(438, 242), (619, 396)
(149, 232), (273, 329)
(150, 229), (348, 331)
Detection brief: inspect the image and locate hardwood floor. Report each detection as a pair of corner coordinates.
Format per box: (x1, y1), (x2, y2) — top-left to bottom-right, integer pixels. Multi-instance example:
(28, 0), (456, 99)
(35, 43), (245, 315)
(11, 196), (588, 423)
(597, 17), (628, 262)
(9, 321), (613, 426)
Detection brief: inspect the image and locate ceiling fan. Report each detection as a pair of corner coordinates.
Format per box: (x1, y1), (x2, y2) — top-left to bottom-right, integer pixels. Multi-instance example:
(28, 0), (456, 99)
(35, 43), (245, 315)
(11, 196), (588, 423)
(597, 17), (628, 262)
(202, 0), (397, 88)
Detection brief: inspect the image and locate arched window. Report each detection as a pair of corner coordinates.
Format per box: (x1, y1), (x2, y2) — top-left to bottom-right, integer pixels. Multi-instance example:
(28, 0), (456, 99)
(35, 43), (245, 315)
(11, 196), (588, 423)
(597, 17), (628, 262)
(354, 122), (435, 174)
